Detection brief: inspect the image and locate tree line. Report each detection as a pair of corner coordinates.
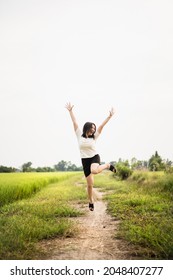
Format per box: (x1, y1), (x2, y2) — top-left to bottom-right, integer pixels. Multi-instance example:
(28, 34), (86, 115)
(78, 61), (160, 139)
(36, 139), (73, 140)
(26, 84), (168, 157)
(0, 151), (173, 173)
(0, 160), (82, 173)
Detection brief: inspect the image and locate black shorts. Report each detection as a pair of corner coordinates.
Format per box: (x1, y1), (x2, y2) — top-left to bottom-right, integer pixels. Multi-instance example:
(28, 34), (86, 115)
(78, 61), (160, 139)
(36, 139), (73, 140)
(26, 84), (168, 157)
(81, 154), (101, 177)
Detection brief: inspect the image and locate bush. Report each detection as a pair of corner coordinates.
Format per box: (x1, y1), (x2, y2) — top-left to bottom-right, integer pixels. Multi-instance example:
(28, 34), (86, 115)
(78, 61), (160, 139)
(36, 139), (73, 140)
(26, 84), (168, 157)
(116, 164), (133, 180)
(158, 174), (173, 192)
(165, 166), (173, 174)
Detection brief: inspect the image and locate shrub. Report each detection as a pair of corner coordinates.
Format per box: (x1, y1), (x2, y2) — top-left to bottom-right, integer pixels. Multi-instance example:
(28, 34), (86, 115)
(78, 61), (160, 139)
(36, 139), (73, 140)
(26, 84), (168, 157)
(165, 166), (173, 174)
(158, 174), (173, 192)
(116, 164), (133, 180)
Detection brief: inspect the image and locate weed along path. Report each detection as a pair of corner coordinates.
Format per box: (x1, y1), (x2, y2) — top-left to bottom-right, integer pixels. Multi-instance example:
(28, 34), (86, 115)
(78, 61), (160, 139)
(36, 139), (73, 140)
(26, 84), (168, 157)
(39, 188), (137, 260)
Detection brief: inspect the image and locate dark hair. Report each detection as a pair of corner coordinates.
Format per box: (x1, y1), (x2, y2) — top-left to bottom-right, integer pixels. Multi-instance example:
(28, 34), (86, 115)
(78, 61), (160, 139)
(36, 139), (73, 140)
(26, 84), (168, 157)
(82, 122), (96, 138)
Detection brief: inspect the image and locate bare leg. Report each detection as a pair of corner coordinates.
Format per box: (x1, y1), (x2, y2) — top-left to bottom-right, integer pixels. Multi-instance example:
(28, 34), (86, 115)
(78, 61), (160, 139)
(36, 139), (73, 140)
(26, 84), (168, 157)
(91, 163), (110, 174)
(86, 173), (94, 203)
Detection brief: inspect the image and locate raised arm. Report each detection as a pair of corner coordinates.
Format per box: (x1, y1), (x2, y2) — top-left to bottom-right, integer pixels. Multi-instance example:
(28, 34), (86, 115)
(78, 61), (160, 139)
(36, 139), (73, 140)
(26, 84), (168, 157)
(65, 102), (78, 131)
(97, 107), (115, 134)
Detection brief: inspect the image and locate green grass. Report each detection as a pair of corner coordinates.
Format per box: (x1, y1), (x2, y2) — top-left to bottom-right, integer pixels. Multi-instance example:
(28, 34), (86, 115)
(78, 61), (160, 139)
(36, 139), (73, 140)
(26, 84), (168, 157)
(0, 172), (78, 207)
(94, 171), (173, 259)
(0, 172), (87, 259)
(1, 170), (173, 260)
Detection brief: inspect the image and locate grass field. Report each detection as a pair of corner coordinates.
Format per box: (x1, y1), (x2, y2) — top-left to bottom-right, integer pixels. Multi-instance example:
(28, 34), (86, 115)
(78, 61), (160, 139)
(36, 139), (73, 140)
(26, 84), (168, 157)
(94, 171), (173, 259)
(0, 172), (86, 259)
(0, 172), (80, 207)
(0, 171), (173, 259)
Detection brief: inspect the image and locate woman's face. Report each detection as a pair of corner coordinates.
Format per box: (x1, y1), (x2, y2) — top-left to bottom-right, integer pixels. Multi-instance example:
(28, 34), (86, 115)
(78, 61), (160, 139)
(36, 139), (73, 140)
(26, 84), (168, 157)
(87, 124), (96, 136)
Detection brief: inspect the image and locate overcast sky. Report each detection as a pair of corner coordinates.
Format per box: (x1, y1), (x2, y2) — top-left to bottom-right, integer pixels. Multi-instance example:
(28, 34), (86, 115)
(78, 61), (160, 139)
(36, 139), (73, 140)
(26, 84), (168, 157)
(0, 0), (173, 168)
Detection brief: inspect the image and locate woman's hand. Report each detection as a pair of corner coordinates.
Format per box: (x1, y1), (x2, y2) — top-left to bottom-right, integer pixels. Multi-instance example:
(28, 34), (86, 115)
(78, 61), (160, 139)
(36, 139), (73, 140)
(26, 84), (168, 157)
(97, 107), (115, 133)
(109, 107), (115, 117)
(65, 102), (74, 112)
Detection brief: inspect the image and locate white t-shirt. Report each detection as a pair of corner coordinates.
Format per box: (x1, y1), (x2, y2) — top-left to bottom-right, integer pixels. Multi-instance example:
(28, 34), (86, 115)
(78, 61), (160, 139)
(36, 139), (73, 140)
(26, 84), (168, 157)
(75, 128), (100, 158)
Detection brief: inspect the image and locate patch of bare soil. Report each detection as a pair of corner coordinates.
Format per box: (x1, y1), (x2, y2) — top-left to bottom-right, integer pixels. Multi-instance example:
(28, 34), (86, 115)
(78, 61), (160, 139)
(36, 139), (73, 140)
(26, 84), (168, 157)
(38, 188), (140, 260)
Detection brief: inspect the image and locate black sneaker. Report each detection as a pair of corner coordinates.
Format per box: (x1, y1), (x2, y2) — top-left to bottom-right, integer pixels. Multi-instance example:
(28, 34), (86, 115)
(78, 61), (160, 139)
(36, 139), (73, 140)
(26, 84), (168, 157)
(89, 203), (94, 211)
(109, 164), (116, 173)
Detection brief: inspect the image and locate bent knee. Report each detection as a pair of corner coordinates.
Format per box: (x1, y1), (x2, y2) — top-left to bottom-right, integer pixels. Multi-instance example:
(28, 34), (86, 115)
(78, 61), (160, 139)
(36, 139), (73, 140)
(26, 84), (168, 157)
(91, 167), (99, 174)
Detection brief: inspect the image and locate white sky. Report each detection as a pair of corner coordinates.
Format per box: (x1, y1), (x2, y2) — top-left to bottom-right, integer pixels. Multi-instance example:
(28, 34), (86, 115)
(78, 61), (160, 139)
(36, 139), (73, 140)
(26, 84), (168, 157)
(0, 0), (173, 168)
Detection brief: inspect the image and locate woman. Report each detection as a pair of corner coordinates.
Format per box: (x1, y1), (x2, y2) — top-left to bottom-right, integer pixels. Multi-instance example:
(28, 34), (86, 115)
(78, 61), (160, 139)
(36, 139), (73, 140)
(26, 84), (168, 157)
(65, 102), (116, 211)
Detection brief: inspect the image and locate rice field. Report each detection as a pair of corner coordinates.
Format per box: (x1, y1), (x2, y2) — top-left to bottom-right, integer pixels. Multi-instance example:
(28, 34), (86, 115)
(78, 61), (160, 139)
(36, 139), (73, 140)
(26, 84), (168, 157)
(0, 172), (80, 207)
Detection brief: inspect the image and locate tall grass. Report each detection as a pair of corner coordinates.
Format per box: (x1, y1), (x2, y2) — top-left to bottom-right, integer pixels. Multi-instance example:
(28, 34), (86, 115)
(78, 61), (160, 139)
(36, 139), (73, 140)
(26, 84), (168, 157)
(0, 172), (79, 207)
(0, 172), (87, 259)
(94, 171), (173, 259)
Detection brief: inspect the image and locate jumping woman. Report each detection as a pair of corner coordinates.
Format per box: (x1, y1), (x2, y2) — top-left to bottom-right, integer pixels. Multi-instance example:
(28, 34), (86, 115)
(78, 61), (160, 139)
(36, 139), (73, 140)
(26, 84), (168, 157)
(65, 102), (116, 211)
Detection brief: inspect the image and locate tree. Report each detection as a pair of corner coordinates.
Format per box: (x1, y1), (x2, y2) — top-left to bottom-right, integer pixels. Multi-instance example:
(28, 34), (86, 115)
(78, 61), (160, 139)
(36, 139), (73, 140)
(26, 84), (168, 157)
(66, 161), (77, 171)
(148, 151), (164, 171)
(54, 160), (82, 171)
(54, 160), (68, 171)
(36, 166), (55, 172)
(0, 165), (16, 173)
(22, 162), (32, 172)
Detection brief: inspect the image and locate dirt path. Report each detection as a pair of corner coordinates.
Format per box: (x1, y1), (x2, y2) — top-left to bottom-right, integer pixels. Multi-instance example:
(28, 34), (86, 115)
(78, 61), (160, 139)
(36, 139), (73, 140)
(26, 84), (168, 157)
(39, 188), (138, 260)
